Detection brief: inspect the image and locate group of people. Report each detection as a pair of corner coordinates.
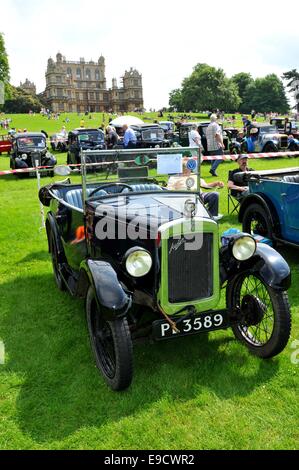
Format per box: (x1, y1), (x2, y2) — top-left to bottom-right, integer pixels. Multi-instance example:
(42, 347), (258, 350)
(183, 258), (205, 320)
(105, 123), (137, 149)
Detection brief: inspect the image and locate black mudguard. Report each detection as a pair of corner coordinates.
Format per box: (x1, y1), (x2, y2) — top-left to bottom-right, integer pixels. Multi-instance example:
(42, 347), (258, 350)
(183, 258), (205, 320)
(220, 243), (291, 291)
(46, 212), (64, 258)
(79, 260), (132, 321)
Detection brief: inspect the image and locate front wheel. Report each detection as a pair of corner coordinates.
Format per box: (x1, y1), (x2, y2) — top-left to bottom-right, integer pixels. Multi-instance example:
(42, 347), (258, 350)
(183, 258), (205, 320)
(86, 286), (133, 391)
(227, 273), (291, 358)
(49, 229), (66, 291)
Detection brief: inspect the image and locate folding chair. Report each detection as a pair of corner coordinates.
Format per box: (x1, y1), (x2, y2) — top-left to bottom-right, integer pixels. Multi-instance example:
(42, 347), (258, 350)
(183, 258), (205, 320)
(228, 190), (241, 215)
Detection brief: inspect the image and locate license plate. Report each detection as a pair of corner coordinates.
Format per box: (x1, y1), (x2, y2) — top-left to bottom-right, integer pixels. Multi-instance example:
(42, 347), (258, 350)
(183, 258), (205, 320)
(152, 311), (229, 341)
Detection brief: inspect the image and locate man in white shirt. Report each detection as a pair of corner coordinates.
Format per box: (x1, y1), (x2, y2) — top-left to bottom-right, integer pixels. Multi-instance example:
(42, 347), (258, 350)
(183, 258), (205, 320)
(188, 124), (203, 150)
(206, 114), (224, 177)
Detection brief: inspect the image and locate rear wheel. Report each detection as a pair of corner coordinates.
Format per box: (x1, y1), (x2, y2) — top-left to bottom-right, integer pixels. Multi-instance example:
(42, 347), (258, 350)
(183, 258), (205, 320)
(86, 286), (133, 391)
(242, 203), (273, 241)
(227, 273), (291, 358)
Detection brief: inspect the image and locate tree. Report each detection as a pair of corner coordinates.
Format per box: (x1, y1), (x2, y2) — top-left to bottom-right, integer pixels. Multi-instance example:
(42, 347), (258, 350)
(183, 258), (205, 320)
(0, 33), (9, 83)
(231, 73), (254, 112)
(3, 86), (43, 113)
(0, 33), (10, 106)
(282, 69), (299, 112)
(169, 64), (241, 112)
(169, 88), (183, 112)
(242, 74), (289, 114)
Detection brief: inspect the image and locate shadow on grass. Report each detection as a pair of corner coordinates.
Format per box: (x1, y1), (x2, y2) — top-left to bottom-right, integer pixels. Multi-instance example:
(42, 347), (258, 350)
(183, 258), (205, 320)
(0, 273), (279, 444)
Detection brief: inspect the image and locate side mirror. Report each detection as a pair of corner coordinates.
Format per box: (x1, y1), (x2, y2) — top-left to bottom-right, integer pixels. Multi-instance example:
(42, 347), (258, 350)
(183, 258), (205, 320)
(54, 165), (72, 176)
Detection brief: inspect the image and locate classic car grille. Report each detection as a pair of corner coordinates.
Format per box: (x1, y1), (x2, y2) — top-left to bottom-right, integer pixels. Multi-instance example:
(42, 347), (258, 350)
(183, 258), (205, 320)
(280, 137), (288, 148)
(168, 233), (213, 303)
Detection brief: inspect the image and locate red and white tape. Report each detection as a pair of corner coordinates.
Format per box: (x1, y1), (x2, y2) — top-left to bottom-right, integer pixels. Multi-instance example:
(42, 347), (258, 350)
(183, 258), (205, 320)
(1, 151), (299, 176)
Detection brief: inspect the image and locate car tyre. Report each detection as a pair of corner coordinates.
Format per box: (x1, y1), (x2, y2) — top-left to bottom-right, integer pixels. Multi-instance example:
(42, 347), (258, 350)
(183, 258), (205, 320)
(227, 273), (291, 358)
(263, 143), (277, 153)
(86, 286), (133, 391)
(242, 203), (274, 242)
(49, 229), (66, 291)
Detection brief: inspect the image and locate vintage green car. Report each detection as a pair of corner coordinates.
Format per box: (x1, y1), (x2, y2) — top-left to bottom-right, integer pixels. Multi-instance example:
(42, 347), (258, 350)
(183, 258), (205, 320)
(39, 149), (292, 391)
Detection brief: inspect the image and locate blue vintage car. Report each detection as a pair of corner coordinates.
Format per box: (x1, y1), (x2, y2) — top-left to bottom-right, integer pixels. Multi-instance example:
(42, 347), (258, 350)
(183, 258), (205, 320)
(238, 167), (299, 246)
(241, 123), (289, 153)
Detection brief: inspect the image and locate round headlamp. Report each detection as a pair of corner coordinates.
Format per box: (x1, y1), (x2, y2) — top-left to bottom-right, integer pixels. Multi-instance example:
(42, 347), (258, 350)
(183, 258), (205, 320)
(21, 153), (27, 160)
(232, 235), (256, 261)
(125, 248), (152, 278)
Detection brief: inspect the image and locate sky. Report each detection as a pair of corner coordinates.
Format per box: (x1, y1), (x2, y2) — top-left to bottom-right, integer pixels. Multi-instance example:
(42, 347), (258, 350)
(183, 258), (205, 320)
(1, 0), (298, 109)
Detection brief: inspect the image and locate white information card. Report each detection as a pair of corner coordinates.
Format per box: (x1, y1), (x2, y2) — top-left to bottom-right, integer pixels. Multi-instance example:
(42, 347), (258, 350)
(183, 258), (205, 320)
(157, 154), (182, 175)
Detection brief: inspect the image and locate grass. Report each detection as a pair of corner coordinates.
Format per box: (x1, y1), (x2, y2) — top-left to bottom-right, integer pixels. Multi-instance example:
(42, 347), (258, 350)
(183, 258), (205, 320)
(0, 114), (298, 450)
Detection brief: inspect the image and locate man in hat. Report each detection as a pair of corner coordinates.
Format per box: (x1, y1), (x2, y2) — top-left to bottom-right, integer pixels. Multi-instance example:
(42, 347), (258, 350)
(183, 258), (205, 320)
(227, 155), (255, 200)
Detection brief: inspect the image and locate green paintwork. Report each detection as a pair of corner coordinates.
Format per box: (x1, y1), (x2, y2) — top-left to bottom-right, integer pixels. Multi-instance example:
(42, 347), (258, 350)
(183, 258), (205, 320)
(158, 218), (220, 316)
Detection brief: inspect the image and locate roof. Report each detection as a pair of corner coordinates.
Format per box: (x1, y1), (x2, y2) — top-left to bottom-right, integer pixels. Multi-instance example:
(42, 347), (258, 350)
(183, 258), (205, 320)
(14, 132), (46, 138)
(70, 128), (104, 134)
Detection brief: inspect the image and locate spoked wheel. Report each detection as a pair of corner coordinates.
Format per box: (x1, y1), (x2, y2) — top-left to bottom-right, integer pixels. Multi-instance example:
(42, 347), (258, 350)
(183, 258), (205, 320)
(242, 203), (273, 240)
(227, 273), (291, 358)
(49, 230), (66, 291)
(86, 286), (133, 391)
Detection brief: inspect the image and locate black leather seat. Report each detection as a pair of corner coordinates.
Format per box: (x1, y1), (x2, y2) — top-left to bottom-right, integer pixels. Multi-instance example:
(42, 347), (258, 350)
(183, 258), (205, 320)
(283, 175), (299, 183)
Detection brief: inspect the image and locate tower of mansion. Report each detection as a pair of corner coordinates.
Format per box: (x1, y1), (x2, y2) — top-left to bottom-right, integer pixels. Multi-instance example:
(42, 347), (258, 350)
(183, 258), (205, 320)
(44, 53), (143, 113)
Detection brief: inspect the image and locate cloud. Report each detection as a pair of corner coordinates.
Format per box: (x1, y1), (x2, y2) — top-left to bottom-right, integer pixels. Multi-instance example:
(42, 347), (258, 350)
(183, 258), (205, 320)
(1, 0), (299, 109)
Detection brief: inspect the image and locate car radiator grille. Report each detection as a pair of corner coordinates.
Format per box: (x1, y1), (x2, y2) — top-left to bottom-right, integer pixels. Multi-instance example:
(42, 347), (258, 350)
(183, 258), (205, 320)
(167, 234), (213, 303)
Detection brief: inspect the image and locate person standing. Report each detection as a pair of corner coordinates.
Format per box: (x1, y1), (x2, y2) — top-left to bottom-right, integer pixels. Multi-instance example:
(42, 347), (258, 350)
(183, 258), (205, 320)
(123, 124), (137, 149)
(106, 125), (119, 149)
(206, 114), (224, 177)
(188, 123), (204, 150)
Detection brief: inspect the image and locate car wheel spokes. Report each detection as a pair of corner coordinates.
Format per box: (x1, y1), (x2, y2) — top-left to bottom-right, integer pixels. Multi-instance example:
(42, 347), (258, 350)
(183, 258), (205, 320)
(91, 306), (116, 379)
(238, 275), (274, 346)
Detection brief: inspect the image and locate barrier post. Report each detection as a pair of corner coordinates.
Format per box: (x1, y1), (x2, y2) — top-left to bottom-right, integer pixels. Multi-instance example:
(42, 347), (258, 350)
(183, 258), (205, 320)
(35, 159), (46, 229)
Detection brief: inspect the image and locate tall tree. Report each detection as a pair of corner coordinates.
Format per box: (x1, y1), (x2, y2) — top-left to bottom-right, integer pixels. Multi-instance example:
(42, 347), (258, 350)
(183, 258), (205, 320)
(0, 33), (9, 83)
(169, 64), (241, 112)
(242, 74), (289, 114)
(169, 88), (183, 112)
(231, 72), (254, 112)
(282, 69), (299, 112)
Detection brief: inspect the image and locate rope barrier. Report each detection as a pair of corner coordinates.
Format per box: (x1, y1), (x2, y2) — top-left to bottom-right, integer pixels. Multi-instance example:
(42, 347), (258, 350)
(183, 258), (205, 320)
(1, 151), (299, 176)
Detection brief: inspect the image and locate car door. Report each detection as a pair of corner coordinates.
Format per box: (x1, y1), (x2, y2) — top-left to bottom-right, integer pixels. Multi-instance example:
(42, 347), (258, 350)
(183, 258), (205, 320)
(281, 180), (299, 241)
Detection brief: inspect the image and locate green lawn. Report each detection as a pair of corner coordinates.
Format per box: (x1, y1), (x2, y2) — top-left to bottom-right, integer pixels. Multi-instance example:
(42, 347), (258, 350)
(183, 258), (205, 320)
(0, 115), (298, 450)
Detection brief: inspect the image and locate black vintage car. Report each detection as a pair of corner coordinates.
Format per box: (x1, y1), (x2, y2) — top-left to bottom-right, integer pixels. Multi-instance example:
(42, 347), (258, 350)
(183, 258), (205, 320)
(10, 132), (57, 176)
(67, 128), (106, 164)
(39, 149), (292, 391)
(130, 124), (170, 148)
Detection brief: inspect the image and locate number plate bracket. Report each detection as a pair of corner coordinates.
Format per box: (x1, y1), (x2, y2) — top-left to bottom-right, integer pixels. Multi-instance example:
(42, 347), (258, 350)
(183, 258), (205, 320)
(152, 309), (231, 341)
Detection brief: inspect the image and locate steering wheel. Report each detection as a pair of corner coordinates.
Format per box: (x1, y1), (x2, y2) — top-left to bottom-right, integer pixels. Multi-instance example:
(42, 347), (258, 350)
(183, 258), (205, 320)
(88, 183), (133, 198)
